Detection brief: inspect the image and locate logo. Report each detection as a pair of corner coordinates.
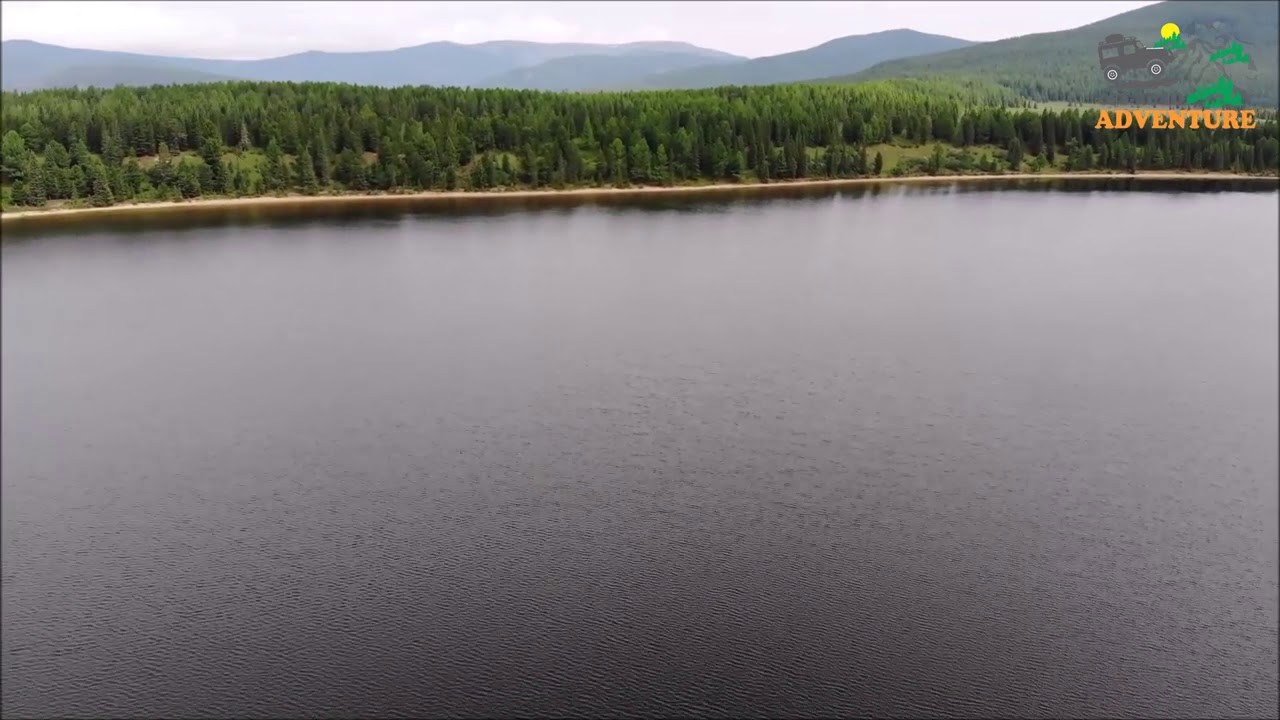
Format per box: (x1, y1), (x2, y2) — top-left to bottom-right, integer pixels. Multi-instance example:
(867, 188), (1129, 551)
(1094, 21), (1260, 130)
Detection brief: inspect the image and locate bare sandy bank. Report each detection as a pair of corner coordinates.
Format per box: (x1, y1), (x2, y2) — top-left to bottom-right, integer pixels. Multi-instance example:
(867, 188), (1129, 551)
(3, 172), (1275, 224)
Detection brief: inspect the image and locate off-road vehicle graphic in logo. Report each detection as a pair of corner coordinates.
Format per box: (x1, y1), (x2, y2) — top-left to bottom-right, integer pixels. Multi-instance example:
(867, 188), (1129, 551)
(1097, 33), (1173, 82)
(1095, 21), (1255, 107)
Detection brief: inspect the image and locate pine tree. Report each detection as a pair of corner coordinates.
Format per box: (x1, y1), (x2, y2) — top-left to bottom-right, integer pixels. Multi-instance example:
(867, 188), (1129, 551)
(1, 130), (27, 183)
(89, 161), (116, 207)
(297, 148), (319, 194)
(263, 139), (286, 192)
(521, 143), (538, 187)
(929, 144), (946, 175)
(609, 138), (626, 186)
(442, 136), (459, 188)
(479, 153), (497, 189)
(102, 128), (124, 168)
(218, 160), (234, 195)
(336, 150), (368, 190)
(200, 138), (224, 189)
(1006, 137), (1024, 171)
(175, 161), (201, 199)
(20, 152), (46, 205)
(69, 165), (87, 199)
(654, 143), (670, 185)
(500, 154), (513, 186)
(123, 158), (146, 197)
(629, 136), (651, 183)
(235, 166), (252, 196)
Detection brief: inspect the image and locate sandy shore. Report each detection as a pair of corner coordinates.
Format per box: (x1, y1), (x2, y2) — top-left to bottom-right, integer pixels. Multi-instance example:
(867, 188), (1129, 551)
(3, 172), (1275, 224)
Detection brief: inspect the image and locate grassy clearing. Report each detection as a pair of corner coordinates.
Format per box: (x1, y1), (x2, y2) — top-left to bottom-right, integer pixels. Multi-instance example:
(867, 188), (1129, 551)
(866, 142), (1008, 168)
(1030, 100), (1175, 112)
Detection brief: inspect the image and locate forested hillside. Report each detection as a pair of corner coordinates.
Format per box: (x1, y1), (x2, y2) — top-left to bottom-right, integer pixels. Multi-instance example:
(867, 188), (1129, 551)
(629, 30), (974, 90)
(2, 80), (1276, 210)
(830, 1), (1279, 107)
(32, 64), (242, 90)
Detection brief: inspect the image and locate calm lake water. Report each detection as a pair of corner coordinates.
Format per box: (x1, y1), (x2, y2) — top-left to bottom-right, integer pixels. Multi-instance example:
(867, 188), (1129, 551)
(3, 180), (1278, 719)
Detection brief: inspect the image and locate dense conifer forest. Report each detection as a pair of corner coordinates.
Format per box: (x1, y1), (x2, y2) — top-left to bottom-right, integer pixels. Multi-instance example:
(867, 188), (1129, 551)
(2, 79), (1277, 211)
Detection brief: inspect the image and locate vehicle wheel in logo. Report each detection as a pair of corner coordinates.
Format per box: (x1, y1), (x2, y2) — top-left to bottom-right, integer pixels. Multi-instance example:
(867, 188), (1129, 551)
(1148, 60), (1164, 76)
(1104, 65), (1121, 82)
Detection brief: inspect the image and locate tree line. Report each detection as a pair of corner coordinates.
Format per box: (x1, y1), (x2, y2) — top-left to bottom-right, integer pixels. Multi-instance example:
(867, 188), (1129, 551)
(2, 79), (1277, 209)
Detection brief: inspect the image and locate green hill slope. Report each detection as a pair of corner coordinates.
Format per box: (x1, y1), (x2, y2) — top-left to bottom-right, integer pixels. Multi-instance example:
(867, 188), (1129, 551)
(37, 64), (243, 89)
(631, 29), (975, 90)
(476, 51), (743, 92)
(825, 1), (1278, 107)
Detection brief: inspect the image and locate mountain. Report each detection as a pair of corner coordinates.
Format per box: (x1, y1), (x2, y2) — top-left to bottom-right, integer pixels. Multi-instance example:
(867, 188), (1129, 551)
(1, 40), (215, 90)
(627, 29), (976, 90)
(825, 1), (1279, 107)
(477, 50), (743, 91)
(0, 38), (742, 91)
(34, 64), (242, 89)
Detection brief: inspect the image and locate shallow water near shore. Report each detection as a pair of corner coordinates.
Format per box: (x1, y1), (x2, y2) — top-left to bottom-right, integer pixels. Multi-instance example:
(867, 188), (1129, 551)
(3, 182), (1277, 718)
(2, 174), (1275, 236)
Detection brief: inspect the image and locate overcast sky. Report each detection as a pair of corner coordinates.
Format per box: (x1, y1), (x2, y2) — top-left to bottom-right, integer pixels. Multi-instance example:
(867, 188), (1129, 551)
(1, 1), (1161, 59)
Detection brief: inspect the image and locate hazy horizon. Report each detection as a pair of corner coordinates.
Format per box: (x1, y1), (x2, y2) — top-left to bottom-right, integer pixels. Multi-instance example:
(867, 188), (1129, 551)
(0, 1), (1161, 60)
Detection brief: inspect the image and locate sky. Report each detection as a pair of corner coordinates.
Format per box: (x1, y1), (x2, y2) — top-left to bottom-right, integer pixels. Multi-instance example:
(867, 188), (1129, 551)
(1, 0), (1162, 60)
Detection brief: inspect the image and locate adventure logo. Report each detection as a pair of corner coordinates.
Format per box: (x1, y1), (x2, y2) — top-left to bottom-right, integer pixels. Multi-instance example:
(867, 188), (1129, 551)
(1094, 22), (1260, 130)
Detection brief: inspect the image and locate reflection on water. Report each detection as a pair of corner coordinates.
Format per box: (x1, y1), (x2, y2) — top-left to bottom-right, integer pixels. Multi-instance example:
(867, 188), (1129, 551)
(3, 176), (1275, 240)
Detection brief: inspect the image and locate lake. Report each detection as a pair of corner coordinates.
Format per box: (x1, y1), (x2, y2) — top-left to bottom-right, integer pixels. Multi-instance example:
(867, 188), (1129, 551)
(3, 180), (1278, 719)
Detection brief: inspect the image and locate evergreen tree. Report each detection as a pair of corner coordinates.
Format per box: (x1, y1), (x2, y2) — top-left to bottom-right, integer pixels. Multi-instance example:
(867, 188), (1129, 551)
(1006, 137), (1024, 170)
(263, 139), (286, 192)
(123, 158), (146, 197)
(929, 144), (946, 175)
(609, 138), (626, 186)
(297, 148), (319, 194)
(200, 137), (224, 189)
(217, 159), (233, 195)
(17, 152), (46, 205)
(89, 160), (116, 206)
(1, 130), (26, 183)
(628, 135), (651, 183)
(500, 154), (514, 186)
(175, 161), (201, 199)
(522, 143), (539, 187)
(649, 143), (668, 185)
(336, 149), (368, 190)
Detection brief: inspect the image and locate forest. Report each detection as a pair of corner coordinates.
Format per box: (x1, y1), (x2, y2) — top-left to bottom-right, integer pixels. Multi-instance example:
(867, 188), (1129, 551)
(1, 78), (1277, 210)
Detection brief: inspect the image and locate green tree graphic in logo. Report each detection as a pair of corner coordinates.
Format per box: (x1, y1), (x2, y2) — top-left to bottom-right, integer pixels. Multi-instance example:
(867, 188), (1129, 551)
(1152, 21), (1250, 108)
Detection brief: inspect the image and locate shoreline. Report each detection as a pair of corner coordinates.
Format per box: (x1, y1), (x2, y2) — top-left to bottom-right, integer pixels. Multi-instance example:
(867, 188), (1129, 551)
(3, 172), (1276, 224)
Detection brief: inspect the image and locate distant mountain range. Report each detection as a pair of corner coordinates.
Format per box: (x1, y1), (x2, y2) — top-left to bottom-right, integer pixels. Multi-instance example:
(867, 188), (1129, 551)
(3, 0), (1275, 105)
(1, 30), (973, 93)
(0, 38), (745, 91)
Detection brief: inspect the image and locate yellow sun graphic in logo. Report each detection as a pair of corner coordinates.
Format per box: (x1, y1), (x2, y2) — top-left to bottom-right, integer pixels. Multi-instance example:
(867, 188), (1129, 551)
(1161, 22), (1181, 39)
